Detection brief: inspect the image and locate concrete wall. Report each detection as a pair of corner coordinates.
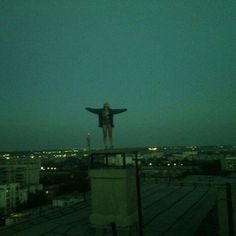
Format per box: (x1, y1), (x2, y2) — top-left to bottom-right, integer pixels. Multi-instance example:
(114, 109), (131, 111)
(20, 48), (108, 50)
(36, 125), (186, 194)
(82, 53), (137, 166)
(89, 169), (138, 228)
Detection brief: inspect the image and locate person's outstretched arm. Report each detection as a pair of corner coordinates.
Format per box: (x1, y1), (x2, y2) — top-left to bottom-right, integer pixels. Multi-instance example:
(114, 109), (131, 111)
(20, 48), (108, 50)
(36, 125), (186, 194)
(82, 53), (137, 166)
(85, 107), (101, 114)
(111, 108), (127, 114)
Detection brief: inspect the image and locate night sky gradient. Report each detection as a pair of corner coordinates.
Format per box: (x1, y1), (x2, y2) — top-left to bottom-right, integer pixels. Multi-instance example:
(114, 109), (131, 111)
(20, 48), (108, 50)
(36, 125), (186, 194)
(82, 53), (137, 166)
(1, 0), (236, 151)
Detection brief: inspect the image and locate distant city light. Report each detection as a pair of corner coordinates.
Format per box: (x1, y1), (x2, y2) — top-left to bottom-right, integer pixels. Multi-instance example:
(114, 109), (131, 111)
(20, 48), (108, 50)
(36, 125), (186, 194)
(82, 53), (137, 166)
(4, 154), (10, 159)
(149, 162), (153, 166)
(148, 147), (158, 151)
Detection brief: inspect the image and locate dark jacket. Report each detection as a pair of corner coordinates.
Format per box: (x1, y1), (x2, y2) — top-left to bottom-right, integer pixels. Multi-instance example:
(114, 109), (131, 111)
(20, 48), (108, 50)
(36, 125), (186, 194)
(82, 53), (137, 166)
(85, 107), (127, 127)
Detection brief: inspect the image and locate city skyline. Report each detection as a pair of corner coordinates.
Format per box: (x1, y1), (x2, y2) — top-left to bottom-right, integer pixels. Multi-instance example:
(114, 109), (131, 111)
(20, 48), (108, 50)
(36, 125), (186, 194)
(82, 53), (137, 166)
(1, 1), (236, 151)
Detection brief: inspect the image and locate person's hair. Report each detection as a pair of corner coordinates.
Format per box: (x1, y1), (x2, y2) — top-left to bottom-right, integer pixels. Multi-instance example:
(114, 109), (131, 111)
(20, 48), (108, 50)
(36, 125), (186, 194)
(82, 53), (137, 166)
(103, 102), (109, 108)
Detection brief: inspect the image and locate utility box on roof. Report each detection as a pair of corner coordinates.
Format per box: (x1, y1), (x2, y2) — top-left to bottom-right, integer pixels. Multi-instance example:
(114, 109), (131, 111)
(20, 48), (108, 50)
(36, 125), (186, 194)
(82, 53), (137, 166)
(89, 168), (138, 228)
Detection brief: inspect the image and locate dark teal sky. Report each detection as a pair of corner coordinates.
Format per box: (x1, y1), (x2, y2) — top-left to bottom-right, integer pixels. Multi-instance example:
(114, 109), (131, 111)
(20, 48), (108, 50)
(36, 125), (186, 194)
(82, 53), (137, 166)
(1, 0), (236, 151)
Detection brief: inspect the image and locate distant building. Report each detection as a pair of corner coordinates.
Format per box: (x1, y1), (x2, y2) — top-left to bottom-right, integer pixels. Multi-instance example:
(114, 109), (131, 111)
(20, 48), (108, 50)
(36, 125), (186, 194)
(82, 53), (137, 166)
(221, 157), (236, 172)
(143, 151), (164, 159)
(182, 151), (198, 158)
(0, 157), (42, 214)
(0, 183), (27, 214)
(0, 158), (41, 190)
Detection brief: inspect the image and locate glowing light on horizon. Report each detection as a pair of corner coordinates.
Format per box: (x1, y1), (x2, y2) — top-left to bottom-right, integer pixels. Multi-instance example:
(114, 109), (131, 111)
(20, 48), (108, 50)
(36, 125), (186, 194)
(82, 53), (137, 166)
(148, 147), (158, 151)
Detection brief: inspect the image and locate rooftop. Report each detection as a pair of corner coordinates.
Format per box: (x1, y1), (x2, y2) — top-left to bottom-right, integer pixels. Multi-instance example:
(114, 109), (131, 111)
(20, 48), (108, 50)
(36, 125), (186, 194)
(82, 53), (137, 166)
(0, 175), (226, 236)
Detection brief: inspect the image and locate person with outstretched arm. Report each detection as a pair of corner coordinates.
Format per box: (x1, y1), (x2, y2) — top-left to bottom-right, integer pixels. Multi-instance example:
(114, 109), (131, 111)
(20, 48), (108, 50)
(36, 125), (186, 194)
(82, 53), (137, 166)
(85, 102), (127, 149)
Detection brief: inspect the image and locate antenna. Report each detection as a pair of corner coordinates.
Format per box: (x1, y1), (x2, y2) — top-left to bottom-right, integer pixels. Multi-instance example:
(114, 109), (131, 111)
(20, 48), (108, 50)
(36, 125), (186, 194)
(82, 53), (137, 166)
(86, 132), (91, 150)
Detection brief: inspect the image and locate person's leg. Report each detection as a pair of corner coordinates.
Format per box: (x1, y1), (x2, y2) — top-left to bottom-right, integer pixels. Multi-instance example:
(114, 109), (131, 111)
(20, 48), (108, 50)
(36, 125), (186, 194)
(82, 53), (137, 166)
(108, 125), (113, 148)
(102, 125), (108, 148)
